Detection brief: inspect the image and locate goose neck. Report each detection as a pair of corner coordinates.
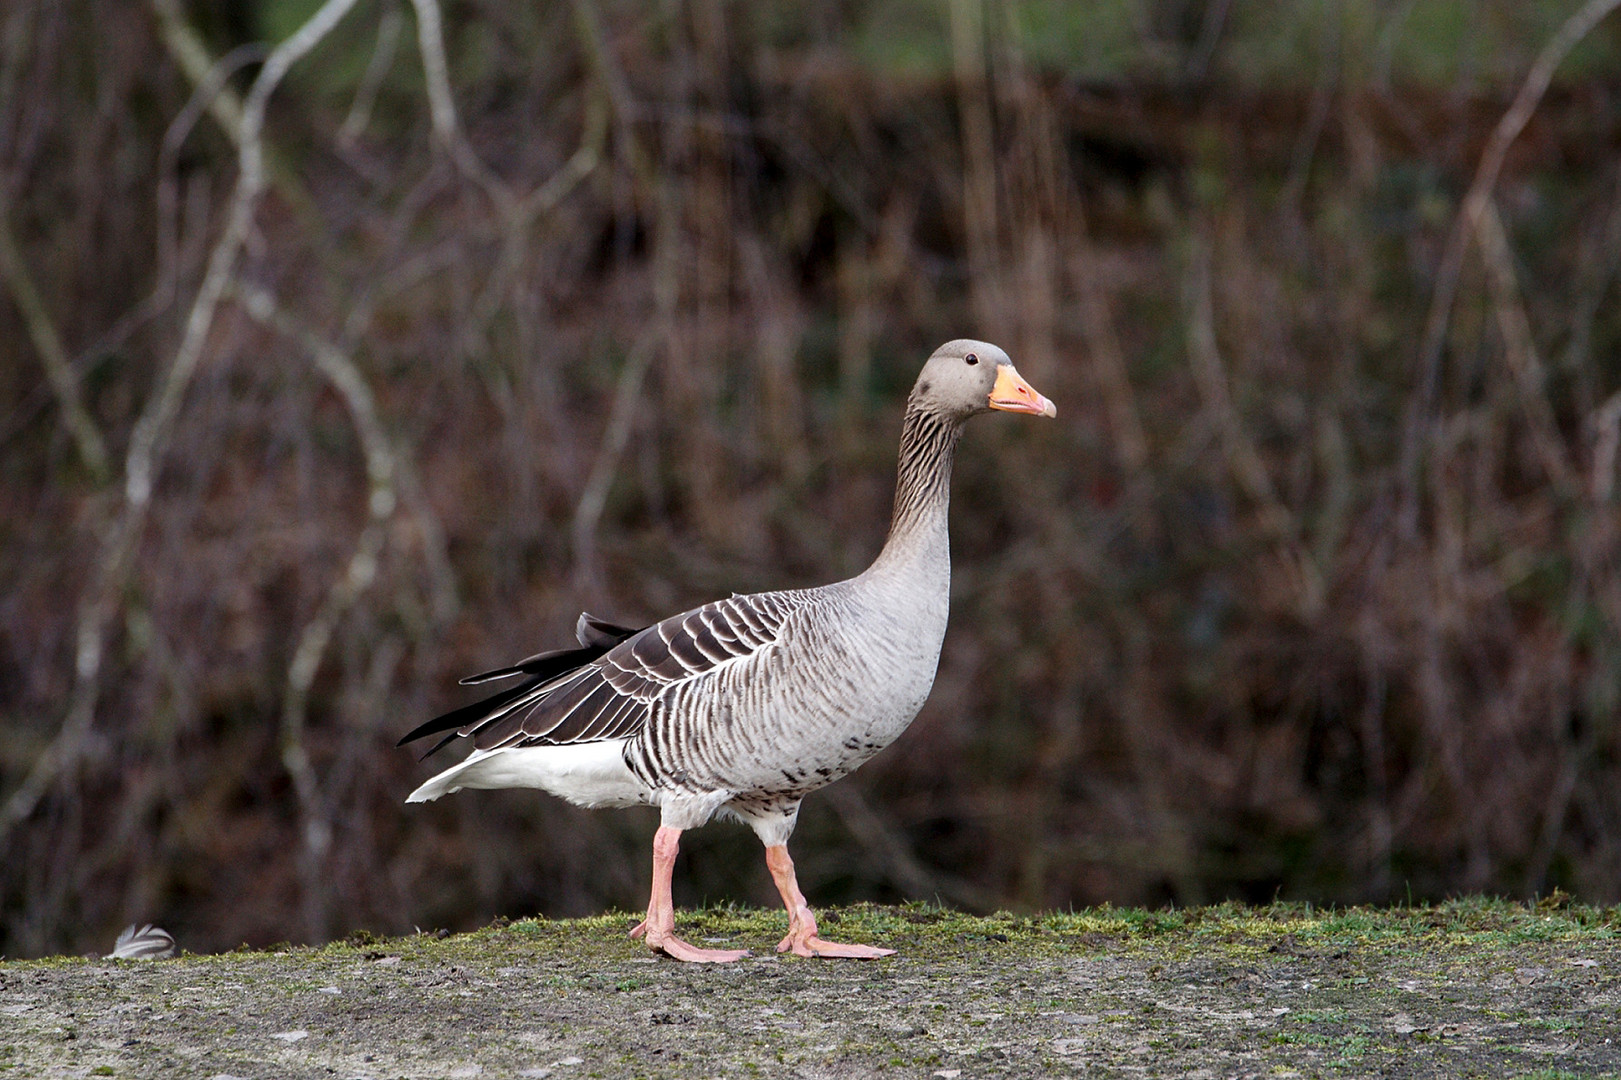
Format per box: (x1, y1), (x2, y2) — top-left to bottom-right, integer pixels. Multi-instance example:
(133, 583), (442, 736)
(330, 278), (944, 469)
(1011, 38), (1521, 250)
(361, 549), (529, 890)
(870, 405), (963, 573)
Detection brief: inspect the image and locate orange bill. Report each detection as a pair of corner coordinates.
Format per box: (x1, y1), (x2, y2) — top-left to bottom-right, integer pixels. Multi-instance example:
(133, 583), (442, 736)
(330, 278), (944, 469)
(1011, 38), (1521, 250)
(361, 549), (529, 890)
(988, 364), (1057, 417)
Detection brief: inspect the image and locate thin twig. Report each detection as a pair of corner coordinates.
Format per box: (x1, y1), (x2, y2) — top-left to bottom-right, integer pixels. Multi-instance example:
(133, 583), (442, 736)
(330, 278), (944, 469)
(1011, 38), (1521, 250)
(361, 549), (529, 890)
(0, 190), (109, 479)
(459, 93), (609, 356)
(130, 0), (364, 509)
(112, 43), (269, 371)
(822, 784), (998, 912)
(571, 332), (658, 594)
(949, 0), (1003, 333)
(522, 94), (610, 221)
(6, 38), (270, 461)
(1185, 0), (1233, 79)
(1474, 198), (1575, 495)
(1069, 250), (1148, 474)
(1281, 15), (1339, 217)
(570, 0), (634, 118)
(1562, 166), (1621, 379)
(339, 1), (405, 146)
(1592, 391), (1621, 504)
(571, 0), (663, 220)
(406, 0), (607, 361)
(1372, 0), (1422, 90)
(1186, 234), (1324, 614)
(153, 0), (454, 634)
(569, 154), (683, 598)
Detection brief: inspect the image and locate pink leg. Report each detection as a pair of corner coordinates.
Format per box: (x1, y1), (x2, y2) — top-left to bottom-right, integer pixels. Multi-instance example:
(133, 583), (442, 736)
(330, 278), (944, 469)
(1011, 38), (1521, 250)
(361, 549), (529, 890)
(764, 844), (895, 959)
(628, 825), (750, 963)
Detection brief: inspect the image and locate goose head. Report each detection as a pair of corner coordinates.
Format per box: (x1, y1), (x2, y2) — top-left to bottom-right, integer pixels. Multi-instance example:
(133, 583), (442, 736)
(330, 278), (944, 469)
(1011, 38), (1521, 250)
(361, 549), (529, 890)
(908, 339), (1056, 421)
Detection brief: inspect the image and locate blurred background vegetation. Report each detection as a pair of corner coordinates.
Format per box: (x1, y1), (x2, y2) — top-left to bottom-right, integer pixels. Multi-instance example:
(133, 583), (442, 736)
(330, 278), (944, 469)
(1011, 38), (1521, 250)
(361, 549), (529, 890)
(4, 0), (1621, 958)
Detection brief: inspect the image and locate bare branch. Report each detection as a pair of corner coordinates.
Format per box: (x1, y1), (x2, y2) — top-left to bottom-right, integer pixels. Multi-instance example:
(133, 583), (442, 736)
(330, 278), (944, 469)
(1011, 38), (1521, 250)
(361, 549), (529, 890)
(239, 282), (400, 942)
(240, 289), (398, 511)
(570, 0), (634, 119)
(1069, 250), (1148, 475)
(61, 40), (271, 397)
(7, 38), (269, 467)
(1185, 0), (1233, 79)
(1400, 0), (1621, 526)
(155, 41), (268, 295)
(1475, 198), (1576, 496)
(405, 0), (458, 148)
(0, 0), (365, 848)
(407, 0), (607, 363)
(130, 0), (364, 509)
(1593, 392), (1621, 504)
(949, 0), (1004, 334)
(822, 784), (998, 912)
(459, 93), (608, 356)
(1187, 234), (1324, 615)
(149, 0), (248, 143)
(523, 94), (610, 221)
(406, 0), (514, 211)
(571, 331), (658, 593)
(0, 190), (109, 479)
(568, 145), (683, 597)
(339, 1), (406, 146)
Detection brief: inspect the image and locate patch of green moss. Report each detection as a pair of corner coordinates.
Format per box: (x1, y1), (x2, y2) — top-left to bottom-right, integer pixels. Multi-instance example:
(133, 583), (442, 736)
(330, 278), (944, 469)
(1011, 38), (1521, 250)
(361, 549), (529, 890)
(311, 897), (1621, 967)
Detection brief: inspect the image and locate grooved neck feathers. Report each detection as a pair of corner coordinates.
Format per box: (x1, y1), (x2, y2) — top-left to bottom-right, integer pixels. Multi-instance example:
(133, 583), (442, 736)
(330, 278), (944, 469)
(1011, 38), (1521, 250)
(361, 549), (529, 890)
(872, 404), (964, 573)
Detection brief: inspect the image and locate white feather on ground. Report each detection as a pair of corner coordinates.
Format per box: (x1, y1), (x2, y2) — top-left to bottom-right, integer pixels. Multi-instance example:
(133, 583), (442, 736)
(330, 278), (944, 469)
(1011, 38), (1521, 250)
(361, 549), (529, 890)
(109, 924), (176, 959)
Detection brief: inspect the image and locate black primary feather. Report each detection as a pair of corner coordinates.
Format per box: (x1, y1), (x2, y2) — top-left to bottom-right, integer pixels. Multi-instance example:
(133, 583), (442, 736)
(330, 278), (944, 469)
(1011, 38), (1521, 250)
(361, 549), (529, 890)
(397, 614), (643, 758)
(455, 613), (643, 685)
(576, 613), (641, 648)
(455, 643), (606, 687)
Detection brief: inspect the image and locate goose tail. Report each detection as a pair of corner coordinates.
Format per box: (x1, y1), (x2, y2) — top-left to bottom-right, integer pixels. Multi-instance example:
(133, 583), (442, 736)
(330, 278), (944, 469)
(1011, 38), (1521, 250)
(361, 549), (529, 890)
(405, 740), (645, 809)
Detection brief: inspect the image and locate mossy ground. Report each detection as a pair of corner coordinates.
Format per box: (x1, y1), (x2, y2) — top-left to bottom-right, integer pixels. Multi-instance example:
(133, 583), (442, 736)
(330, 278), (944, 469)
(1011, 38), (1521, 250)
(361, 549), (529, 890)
(3, 899), (1618, 1079)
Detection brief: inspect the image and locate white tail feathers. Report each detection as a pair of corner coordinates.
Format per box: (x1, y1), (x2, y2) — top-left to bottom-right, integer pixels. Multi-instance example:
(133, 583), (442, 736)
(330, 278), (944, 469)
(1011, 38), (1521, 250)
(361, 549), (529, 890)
(405, 741), (645, 809)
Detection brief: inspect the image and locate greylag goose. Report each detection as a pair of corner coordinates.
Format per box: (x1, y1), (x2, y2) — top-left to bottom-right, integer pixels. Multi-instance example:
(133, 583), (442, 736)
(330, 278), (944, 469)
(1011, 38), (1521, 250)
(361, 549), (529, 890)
(400, 340), (1055, 962)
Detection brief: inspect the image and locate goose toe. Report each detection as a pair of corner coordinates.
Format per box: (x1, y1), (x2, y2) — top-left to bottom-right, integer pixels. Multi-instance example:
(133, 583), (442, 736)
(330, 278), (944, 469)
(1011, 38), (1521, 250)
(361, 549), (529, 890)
(778, 932), (895, 959)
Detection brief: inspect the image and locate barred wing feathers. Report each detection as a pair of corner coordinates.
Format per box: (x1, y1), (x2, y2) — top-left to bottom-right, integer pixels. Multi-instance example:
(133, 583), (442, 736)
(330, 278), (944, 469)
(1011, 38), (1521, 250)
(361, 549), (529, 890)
(395, 613), (644, 759)
(400, 594), (799, 759)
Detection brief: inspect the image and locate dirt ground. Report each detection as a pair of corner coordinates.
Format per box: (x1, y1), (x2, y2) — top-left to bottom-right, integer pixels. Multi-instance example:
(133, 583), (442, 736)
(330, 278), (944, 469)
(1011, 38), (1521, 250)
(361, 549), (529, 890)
(2, 902), (1617, 1079)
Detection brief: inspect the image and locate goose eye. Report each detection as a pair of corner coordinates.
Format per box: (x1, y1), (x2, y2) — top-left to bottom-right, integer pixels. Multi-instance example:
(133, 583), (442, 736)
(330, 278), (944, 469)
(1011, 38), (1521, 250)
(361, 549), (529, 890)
(965, 353), (978, 365)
